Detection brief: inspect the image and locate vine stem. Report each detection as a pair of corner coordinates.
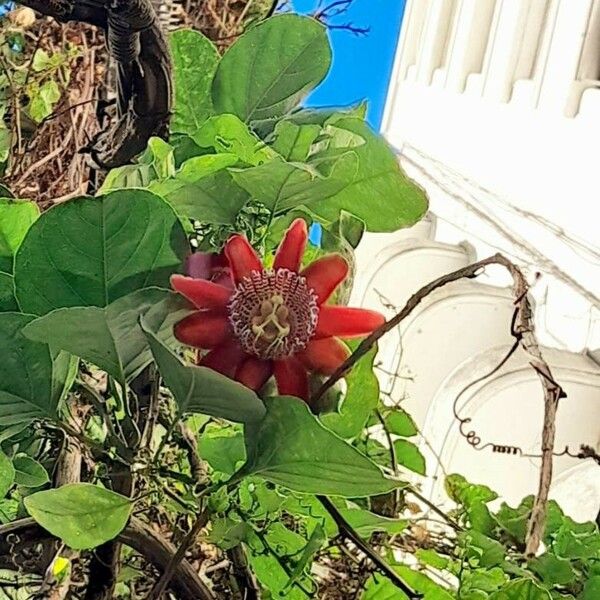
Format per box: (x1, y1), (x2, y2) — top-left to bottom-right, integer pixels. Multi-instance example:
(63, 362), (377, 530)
(317, 495), (422, 599)
(311, 254), (565, 557)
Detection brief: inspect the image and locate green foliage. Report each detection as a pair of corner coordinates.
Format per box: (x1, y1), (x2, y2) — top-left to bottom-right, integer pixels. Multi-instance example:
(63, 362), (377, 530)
(170, 29), (220, 136)
(240, 396), (405, 496)
(0, 13), (592, 600)
(0, 312), (70, 427)
(0, 450), (15, 498)
(0, 198), (39, 273)
(142, 321), (266, 424)
(23, 288), (189, 387)
(12, 455), (49, 488)
(212, 15), (331, 124)
(24, 483), (132, 549)
(14, 190), (188, 315)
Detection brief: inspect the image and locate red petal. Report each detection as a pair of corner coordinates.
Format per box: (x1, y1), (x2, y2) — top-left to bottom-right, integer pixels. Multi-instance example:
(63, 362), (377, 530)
(199, 340), (245, 378)
(274, 218), (307, 272)
(301, 255), (348, 304)
(236, 357), (273, 391)
(174, 312), (230, 348)
(185, 252), (215, 280)
(225, 234), (262, 283)
(274, 357), (309, 401)
(315, 306), (385, 339)
(171, 275), (231, 311)
(298, 337), (350, 375)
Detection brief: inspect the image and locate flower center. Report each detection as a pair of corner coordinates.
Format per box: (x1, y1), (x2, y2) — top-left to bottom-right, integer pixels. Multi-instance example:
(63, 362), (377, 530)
(228, 269), (319, 360)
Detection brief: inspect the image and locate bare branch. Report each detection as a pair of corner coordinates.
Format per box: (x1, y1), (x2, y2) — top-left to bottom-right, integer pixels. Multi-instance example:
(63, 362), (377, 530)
(312, 254), (566, 557)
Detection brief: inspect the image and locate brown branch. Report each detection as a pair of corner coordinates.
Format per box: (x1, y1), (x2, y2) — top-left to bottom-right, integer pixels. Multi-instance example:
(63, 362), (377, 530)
(0, 518), (215, 600)
(148, 509), (211, 599)
(227, 545), (261, 600)
(312, 253), (565, 557)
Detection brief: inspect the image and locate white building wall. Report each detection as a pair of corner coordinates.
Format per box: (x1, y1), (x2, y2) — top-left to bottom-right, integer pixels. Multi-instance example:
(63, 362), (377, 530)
(356, 0), (600, 517)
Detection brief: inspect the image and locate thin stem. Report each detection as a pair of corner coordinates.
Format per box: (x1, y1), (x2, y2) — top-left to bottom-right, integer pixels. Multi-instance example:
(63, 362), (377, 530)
(317, 496), (422, 599)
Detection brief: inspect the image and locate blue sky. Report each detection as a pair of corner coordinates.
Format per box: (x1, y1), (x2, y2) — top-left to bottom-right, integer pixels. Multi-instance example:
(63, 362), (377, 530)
(291, 0), (407, 130)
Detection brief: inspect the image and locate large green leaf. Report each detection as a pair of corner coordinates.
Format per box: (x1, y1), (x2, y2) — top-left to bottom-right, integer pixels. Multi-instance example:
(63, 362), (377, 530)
(231, 153), (357, 215)
(170, 29), (219, 136)
(0, 313), (68, 427)
(270, 121), (322, 162)
(23, 288), (189, 387)
(24, 483), (133, 550)
(310, 117), (428, 232)
(321, 341), (379, 439)
(141, 320), (266, 424)
(193, 114), (278, 166)
(488, 579), (551, 600)
(241, 396), (404, 497)
(0, 199), (39, 273)
(0, 450), (15, 498)
(164, 170), (250, 224)
(212, 15), (331, 124)
(14, 190), (188, 315)
(0, 271), (18, 311)
(149, 153), (239, 200)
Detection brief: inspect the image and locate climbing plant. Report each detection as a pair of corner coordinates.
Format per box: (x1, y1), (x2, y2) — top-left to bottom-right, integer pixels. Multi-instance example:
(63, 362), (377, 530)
(0, 12), (597, 600)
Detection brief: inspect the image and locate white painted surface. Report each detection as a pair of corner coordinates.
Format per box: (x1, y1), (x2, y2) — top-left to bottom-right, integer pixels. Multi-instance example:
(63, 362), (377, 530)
(353, 0), (600, 518)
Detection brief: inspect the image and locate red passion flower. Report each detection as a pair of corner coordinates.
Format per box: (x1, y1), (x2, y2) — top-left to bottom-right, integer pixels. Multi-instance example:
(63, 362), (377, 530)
(171, 219), (385, 402)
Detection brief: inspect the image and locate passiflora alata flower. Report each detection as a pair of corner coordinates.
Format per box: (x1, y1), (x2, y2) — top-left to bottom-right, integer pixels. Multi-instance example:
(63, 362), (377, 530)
(171, 219), (385, 402)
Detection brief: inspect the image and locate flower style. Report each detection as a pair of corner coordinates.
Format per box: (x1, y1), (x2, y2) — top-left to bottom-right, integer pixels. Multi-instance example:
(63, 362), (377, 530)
(171, 219), (385, 402)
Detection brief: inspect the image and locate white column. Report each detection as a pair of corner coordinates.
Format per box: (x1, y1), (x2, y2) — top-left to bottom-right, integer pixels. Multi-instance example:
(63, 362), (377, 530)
(445, 0), (498, 92)
(537, 0), (593, 114)
(397, 0), (433, 82)
(416, 0), (460, 85)
(483, 0), (552, 103)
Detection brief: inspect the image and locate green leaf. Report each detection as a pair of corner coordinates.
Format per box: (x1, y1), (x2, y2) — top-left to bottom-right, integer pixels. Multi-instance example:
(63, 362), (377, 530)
(363, 564), (453, 600)
(241, 396), (404, 497)
(582, 576), (600, 600)
(164, 170), (250, 224)
(23, 288), (188, 387)
(553, 517), (600, 560)
(387, 409), (418, 437)
(0, 450), (15, 498)
(170, 29), (219, 135)
(24, 483), (133, 550)
(212, 15), (331, 124)
(310, 117), (428, 232)
(12, 455), (49, 488)
(206, 517), (252, 550)
(0, 271), (18, 311)
(271, 121), (321, 162)
(394, 439), (426, 475)
(341, 507), (407, 537)
(98, 137), (176, 193)
(29, 79), (61, 122)
(0, 199), (39, 273)
(231, 153), (357, 215)
(529, 552), (575, 586)
(416, 549), (449, 570)
(198, 426), (246, 475)
(193, 114), (277, 166)
(459, 531), (505, 568)
(495, 497), (532, 544)
(14, 190), (188, 315)
(141, 319), (266, 424)
(0, 313), (68, 427)
(488, 579), (551, 600)
(321, 341), (379, 438)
